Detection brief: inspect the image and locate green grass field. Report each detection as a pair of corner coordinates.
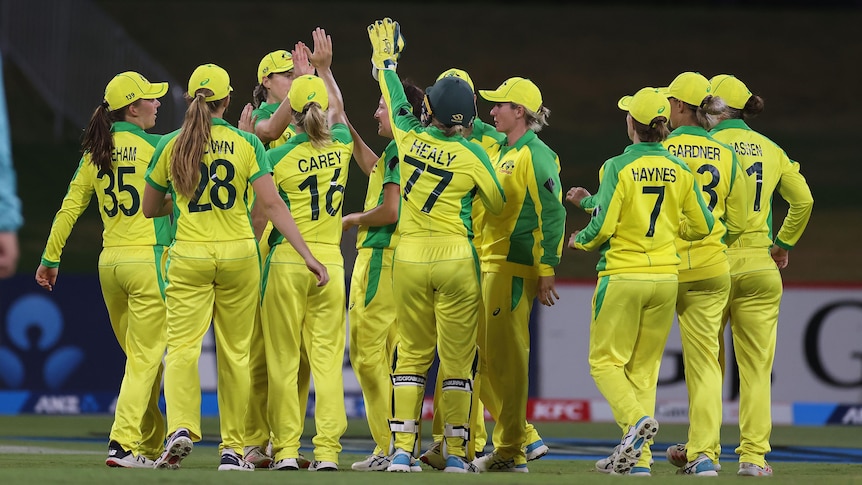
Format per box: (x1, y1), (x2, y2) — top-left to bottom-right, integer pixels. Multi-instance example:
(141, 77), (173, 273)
(1, 416), (860, 483)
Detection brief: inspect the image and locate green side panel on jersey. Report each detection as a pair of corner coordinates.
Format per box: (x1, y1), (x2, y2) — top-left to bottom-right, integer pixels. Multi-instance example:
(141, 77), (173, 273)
(364, 247), (384, 307)
(511, 276), (524, 312)
(153, 245), (167, 300)
(506, 193), (538, 267)
(593, 275), (609, 321)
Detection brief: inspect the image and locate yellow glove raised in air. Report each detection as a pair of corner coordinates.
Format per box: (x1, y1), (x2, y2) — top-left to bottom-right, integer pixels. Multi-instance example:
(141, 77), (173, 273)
(367, 17), (405, 80)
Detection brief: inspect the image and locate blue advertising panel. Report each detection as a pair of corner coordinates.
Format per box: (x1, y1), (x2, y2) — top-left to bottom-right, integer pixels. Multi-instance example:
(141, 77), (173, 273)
(0, 274), (124, 412)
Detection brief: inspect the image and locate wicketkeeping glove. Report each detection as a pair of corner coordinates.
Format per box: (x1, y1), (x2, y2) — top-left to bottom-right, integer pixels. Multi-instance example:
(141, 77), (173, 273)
(367, 17), (405, 80)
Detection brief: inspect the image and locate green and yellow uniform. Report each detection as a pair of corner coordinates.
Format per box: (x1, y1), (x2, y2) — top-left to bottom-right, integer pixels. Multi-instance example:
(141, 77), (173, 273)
(710, 118), (813, 467)
(349, 140), (400, 456)
(261, 123), (352, 464)
(145, 117), (270, 456)
(42, 121), (171, 459)
(573, 142), (714, 469)
(479, 129), (565, 465)
(252, 102), (295, 149)
(379, 69), (505, 459)
(663, 126), (748, 464)
(242, 123), (307, 456)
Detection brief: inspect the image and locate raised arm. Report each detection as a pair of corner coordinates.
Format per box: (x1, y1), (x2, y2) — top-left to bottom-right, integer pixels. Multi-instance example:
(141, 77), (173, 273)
(306, 28), (346, 127)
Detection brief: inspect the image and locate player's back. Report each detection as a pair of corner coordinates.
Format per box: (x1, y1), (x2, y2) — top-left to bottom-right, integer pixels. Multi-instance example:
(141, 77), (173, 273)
(147, 119), (269, 242)
(268, 124), (352, 246)
(575, 143), (712, 275)
(664, 127), (744, 275)
(397, 128), (501, 239)
(711, 119), (789, 250)
(90, 127), (172, 247)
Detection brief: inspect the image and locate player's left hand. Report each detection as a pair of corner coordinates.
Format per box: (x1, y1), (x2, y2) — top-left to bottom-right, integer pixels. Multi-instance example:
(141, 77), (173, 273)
(771, 245), (789, 269)
(237, 103), (257, 133)
(309, 27), (333, 71)
(566, 187), (590, 208)
(367, 17), (405, 80)
(568, 230), (581, 249)
(537, 275), (559, 307)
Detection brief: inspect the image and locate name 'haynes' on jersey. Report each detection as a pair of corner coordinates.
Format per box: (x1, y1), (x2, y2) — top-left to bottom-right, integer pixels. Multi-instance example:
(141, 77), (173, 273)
(632, 166), (677, 182)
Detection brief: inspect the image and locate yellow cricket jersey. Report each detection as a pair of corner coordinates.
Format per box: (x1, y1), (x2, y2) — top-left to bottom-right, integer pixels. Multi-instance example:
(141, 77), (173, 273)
(664, 126), (749, 282)
(480, 130), (566, 279)
(252, 102), (297, 149)
(468, 118), (507, 257)
(379, 70), (505, 239)
(710, 119), (813, 251)
(267, 123), (353, 246)
(356, 140), (400, 250)
(145, 118), (270, 242)
(41, 122), (171, 267)
(573, 142), (715, 276)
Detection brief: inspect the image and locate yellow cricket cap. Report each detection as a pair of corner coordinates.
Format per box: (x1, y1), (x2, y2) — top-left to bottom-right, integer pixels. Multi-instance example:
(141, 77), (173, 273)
(710, 74), (751, 109)
(103, 71), (168, 111)
(436, 68), (474, 92)
(288, 75), (329, 112)
(660, 72), (711, 107)
(479, 77), (542, 113)
(187, 64), (233, 102)
(618, 87), (670, 125)
(258, 50), (294, 83)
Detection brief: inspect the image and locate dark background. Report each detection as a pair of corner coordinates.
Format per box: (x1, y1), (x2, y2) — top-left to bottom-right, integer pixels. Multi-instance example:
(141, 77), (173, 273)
(5, 0), (861, 283)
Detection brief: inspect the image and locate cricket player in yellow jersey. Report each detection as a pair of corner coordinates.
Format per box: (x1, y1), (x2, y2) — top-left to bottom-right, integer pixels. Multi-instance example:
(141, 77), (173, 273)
(568, 87), (714, 476)
(143, 63), (327, 472)
(466, 77), (563, 473)
(260, 29), (351, 472)
(709, 74), (813, 477)
(369, 18), (505, 474)
(421, 68), (508, 468)
(344, 81), (425, 472)
(655, 72), (749, 476)
(35, 72), (171, 468)
(241, 45), (314, 470)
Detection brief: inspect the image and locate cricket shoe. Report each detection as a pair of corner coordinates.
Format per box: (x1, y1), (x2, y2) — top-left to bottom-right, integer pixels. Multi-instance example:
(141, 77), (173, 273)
(243, 445), (272, 468)
(419, 441), (446, 470)
(153, 428), (193, 469)
(612, 416), (659, 475)
(352, 453), (391, 471)
(105, 440), (155, 468)
(678, 453), (718, 476)
(218, 449), (254, 471)
(667, 444), (722, 471)
(444, 455), (479, 473)
(472, 450), (528, 472)
(387, 449), (414, 472)
(738, 461), (773, 477)
(308, 460), (338, 471)
(271, 458), (299, 470)
(596, 444), (620, 473)
(630, 466), (652, 476)
(525, 438), (549, 461)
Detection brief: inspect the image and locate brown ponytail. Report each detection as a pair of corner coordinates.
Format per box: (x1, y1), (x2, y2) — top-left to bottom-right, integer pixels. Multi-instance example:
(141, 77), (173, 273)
(171, 90), (216, 199)
(81, 101), (126, 172)
(633, 116), (670, 142)
(252, 83), (267, 109)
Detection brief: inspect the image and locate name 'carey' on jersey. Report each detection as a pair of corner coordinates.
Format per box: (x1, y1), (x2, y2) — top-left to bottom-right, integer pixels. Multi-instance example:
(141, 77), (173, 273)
(632, 166), (677, 182)
(112, 146), (137, 162)
(666, 144), (721, 160)
(299, 151), (343, 172)
(409, 140), (456, 166)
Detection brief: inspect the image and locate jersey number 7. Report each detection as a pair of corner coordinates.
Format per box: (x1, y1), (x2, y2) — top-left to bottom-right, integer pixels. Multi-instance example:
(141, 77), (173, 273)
(402, 155), (453, 213)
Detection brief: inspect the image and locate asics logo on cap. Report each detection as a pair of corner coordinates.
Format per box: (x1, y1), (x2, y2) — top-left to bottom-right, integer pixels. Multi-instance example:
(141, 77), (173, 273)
(307, 92), (317, 101)
(200, 78), (211, 86)
(657, 106), (666, 114)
